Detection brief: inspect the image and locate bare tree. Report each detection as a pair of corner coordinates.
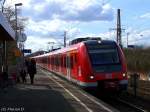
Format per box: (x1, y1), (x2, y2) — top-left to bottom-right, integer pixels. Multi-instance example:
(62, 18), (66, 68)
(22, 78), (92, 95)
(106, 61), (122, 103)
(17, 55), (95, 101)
(0, 0), (6, 12)
(2, 6), (28, 31)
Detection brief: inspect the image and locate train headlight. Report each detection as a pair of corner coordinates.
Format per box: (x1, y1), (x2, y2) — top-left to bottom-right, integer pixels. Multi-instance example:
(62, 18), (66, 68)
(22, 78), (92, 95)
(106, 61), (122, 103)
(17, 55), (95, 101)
(89, 75), (94, 79)
(98, 40), (101, 43)
(123, 73), (126, 78)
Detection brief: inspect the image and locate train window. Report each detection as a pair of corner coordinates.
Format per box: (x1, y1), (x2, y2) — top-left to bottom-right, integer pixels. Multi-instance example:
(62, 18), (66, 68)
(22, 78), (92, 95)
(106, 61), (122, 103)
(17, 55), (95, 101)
(59, 55), (63, 67)
(48, 57), (50, 64)
(46, 57), (48, 63)
(57, 56), (59, 66)
(89, 49), (119, 65)
(53, 57), (54, 65)
(49, 57), (51, 64)
(51, 57), (54, 65)
(87, 44), (120, 65)
(64, 56), (66, 68)
(66, 55), (73, 69)
(61, 56), (63, 67)
(74, 54), (77, 65)
(58, 56), (60, 67)
(52, 57), (53, 65)
(51, 57), (52, 64)
(59, 56), (61, 67)
(43, 58), (44, 63)
(44, 57), (47, 64)
(53, 57), (55, 65)
(55, 56), (57, 66)
(66, 56), (69, 68)
(54, 57), (56, 66)
(58, 56), (60, 66)
(62, 56), (64, 67)
(56, 56), (58, 66)
(42, 58), (44, 63)
(87, 44), (122, 72)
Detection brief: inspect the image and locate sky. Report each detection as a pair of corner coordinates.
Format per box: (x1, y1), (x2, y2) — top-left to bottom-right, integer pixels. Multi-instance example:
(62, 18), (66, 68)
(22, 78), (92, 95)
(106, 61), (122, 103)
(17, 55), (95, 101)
(5, 0), (150, 52)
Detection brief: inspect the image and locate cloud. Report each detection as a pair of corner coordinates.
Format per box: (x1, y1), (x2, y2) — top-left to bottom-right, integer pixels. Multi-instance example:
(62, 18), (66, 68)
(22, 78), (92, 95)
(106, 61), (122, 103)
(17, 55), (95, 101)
(60, 3), (113, 22)
(7, 0), (115, 52)
(22, 0), (114, 22)
(25, 36), (58, 52)
(66, 28), (81, 39)
(25, 36), (47, 52)
(139, 13), (150, 19)
(25, 18), (65, 37)
(25, 27), (150, 52)
(120, 28), (150, 47)
(27, 1), (64, 21)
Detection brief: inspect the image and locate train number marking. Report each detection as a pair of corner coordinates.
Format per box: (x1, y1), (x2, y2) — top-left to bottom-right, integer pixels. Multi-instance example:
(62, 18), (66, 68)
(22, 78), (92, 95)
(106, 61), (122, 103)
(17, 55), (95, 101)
(105, 73), (112, 79)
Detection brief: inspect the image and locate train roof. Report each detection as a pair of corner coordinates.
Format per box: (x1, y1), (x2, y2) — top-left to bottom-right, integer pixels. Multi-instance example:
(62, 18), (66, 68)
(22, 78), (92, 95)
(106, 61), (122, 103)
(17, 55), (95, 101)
(33, 39), (117, 58)
(33, 43), (79, 58)
(69, 37), (101, 45)
(84, 39), (116, 45)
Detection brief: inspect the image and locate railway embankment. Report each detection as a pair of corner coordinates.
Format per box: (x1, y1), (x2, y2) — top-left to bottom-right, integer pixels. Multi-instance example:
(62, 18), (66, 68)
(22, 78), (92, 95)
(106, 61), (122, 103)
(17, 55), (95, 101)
(128, 79), (150, 101)
(124, 48), (150, 100)
(124, 48), (150, 80)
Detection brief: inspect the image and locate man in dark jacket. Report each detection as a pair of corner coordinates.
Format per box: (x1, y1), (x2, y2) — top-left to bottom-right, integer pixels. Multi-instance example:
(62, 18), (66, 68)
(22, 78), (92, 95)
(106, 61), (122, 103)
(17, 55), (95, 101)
(20, 69), (26, 83)
(27, 59), (36, 84)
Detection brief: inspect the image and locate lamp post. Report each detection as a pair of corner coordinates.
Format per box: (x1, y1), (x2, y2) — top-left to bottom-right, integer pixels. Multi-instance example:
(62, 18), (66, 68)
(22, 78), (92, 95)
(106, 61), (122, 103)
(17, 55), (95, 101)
(64, 31), (67, 47)
(127, 32), (130, 47)
(47, 42), (54, 51)
(15, 3), (22, 41)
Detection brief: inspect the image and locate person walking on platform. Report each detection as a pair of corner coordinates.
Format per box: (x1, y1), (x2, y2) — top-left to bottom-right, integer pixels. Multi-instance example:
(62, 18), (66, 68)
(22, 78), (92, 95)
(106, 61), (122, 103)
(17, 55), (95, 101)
(26, 59), (37, 84)
(20, 69), (26, 83)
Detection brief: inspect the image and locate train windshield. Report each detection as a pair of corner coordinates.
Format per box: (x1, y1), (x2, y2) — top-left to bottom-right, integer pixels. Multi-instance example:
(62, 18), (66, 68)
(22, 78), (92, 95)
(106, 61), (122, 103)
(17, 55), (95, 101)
(86, 43), (122, 72)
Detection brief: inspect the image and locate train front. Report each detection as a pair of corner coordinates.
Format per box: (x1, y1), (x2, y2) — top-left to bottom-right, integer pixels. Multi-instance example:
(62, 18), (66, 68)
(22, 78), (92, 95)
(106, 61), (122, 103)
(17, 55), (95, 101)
(84, 40), (128, 91)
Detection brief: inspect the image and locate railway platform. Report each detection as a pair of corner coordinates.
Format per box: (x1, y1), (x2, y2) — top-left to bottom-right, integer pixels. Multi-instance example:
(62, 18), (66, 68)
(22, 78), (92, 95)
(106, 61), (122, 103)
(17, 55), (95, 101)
(0, 67), (118, 112)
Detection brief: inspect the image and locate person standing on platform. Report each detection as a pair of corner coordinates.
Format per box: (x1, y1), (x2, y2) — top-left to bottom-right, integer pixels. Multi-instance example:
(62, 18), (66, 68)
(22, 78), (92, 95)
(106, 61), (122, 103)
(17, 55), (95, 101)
(26, 59), (37, 84)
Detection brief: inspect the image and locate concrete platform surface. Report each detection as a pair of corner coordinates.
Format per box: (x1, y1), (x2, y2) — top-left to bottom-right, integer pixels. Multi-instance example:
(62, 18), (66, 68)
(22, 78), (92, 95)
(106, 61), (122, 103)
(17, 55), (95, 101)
(0, 67), (118, 112)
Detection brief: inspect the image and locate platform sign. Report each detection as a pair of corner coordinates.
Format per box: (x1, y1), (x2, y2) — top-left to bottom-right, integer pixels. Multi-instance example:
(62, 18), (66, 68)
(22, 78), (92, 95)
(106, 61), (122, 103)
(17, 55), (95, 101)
(22, 49), (31, 53)
(14, 49), (22, 57)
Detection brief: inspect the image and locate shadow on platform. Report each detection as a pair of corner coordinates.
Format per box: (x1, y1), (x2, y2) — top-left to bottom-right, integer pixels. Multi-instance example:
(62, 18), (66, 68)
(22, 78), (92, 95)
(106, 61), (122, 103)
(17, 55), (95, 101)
(0, 83), (76, 112)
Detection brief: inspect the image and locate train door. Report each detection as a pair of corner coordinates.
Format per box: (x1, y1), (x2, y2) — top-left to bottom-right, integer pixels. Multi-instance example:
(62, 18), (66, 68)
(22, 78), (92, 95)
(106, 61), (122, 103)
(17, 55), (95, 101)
(59, 55), (61, 72)
(47, 56), (49, 69)
(48, 56), (51, 70)
(66, 53), (71, 80)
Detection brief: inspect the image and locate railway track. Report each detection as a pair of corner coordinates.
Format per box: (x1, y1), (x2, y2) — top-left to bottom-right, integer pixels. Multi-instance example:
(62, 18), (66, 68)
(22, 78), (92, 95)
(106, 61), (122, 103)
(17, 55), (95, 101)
(47, 71), (150, 112)
(88, 90), (149, 112)
(116, 98), (147, 112)
(40, 67), (150, 112)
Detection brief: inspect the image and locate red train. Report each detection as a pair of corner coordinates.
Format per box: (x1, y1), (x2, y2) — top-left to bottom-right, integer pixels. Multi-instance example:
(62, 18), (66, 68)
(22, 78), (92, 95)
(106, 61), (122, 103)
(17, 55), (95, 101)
(33, 38), (128, 91)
